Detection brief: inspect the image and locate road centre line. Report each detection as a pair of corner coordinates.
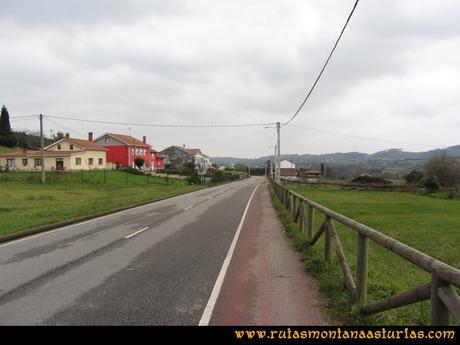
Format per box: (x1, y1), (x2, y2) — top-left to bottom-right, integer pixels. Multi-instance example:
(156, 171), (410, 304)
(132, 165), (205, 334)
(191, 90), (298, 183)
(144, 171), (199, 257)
(0, 181), (242, 249)
(184, 205), (194, 211)
(124, 227), (150, 239)
(199, 182), (261, 326)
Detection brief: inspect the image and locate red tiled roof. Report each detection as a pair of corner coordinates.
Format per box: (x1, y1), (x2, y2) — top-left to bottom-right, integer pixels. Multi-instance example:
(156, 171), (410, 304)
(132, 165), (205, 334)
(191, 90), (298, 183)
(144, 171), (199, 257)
(307, 168), (321, 175)
(0, 150), (78, 157)
(105, 133), (151, 147)
(65, 138), (107, 150)
(280, 168), (297, 176)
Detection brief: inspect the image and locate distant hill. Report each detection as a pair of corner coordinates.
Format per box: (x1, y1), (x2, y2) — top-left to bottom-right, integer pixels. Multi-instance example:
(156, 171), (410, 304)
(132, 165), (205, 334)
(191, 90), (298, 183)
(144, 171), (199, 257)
(212, 145), (460, 168)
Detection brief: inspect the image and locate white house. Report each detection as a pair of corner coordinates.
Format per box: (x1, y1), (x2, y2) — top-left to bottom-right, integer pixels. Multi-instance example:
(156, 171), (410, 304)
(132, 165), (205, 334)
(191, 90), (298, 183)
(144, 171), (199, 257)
(280, 160), (296, 169)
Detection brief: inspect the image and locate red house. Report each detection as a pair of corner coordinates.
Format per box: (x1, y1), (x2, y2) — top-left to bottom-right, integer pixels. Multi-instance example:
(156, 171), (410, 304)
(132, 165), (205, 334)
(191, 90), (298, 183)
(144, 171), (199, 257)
(151, 149), (165, 171)
(93, 133), (164, 171)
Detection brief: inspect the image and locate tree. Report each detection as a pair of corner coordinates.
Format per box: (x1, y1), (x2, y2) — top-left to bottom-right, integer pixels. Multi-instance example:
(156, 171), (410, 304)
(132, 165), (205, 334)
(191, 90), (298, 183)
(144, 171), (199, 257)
(424, 155), (460, 187)
(134, 157), (145, 170)
(404, 169), (423, 185)
(423, 176), (440, 193)
(0, 105), (11, 134)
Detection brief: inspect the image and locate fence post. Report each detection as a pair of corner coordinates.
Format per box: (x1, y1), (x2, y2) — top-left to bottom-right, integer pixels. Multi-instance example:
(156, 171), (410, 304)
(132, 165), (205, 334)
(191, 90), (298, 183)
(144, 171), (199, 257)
(356, 233), (369, 305)
(104, 169), (107, 184)
(307, 206), (314, 240)
(80, 169), (83, 184)
(324, 217), (332, 263)
(299, 200), (306, 233)
(147, 173), (150, 184)
(431, 272), (449, 325)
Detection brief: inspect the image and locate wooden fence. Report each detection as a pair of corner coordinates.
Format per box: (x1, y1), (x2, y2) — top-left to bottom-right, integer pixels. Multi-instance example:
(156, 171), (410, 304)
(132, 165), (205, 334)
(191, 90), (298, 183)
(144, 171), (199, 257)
(270, 178), (460, 325)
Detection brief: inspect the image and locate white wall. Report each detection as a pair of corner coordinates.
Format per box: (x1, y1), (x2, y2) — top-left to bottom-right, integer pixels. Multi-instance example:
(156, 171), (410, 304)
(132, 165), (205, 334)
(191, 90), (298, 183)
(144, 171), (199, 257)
(280, 160), (295, 169)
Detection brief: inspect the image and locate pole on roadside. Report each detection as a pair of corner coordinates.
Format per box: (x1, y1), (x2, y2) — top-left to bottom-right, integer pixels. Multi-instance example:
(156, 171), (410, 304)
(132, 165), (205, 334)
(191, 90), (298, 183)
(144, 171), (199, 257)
(275, 121), (281, 183)
(39, 114), (45, 184)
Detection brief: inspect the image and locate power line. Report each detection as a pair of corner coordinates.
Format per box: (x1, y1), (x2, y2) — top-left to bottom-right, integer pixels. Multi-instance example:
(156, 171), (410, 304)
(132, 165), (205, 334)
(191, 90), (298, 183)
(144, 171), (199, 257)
(9, 115), (38, 119)
(45, 117), (88, 138)
(283, 0), (360, 126)
(43, 114), (276, 128)
(286, 124), (438, 148)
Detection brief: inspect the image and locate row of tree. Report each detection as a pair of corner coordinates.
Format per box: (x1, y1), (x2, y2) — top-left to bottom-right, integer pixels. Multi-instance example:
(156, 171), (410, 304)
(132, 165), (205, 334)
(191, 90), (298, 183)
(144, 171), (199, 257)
(404, 156), (460, 191)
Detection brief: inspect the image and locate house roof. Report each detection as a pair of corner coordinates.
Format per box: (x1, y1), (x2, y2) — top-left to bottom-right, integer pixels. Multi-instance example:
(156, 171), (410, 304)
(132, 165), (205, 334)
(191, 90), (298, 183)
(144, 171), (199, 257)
(65, 138), (107, 150)
(101, 133), (151, 147)
(306, 168), (321, 175)
(359, 172), (373, 177)
(46, 137), (107, 151)
(0, 149), (78, 157)
(280, 168), (297, 176)
(172, 146), (202, 155)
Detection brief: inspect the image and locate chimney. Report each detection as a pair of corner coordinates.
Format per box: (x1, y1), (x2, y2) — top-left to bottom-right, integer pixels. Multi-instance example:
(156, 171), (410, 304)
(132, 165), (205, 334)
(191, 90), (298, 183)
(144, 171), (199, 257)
(88, 132), (93, 142)
(183, 144), (186, 148)
(143, 136), (146, 144)
(65, 132), (70, 138)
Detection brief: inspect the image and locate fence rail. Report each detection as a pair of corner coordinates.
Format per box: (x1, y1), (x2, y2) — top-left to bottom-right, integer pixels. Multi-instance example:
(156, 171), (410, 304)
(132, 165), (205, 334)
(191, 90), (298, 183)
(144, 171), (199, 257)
(270, 178), (460, 325)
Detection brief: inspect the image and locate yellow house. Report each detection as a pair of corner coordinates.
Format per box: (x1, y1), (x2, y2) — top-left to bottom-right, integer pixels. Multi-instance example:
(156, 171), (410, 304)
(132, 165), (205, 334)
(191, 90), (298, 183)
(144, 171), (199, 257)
(0, 133), (107, 171)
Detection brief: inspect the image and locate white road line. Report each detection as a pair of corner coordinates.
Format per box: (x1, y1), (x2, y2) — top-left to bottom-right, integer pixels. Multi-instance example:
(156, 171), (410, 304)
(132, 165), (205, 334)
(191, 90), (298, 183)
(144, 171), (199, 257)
(199, 182), (260, 326)
(0, 182), (239, 249)
(207, 196), (214, 200)
(184, 205), (194, 211)
(0, 178), (258, 249)
(124, 227), (150, 239)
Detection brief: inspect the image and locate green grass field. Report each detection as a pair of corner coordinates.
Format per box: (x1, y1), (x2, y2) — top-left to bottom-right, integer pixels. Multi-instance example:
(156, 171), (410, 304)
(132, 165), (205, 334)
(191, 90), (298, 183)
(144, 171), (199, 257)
(0, 171), (204, 237)
(273, 183), (460, 325)
(0, 145), (20, 153)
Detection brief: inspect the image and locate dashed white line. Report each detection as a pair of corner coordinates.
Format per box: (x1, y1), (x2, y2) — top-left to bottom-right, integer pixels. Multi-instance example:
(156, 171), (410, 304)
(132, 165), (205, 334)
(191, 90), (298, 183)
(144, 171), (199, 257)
(184, 205), (194, 211)
(207, 196), (214, 200)
(124, 227), (150, 239)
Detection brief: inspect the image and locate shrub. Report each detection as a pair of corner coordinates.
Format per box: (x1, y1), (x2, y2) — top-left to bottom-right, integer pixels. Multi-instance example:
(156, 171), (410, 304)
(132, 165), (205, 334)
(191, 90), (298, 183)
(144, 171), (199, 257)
(423, 176), (440, 193)
(351, 176), (392, 185)
(404, 169), (424, 185)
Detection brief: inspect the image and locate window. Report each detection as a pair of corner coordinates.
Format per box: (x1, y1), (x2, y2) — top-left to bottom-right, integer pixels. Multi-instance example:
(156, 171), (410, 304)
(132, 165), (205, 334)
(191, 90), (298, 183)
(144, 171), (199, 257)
(70, 144), (73, 150)
(22, 158), (28, 166)
(75, 158), (81, 165)
(89, 158), (94, 165)
(104, 136), (109, 144)
(57, 144), (61, 150)
(34, 158), (42, 166)
(7, 159), (15, 167)
(98, 158), (103, 165)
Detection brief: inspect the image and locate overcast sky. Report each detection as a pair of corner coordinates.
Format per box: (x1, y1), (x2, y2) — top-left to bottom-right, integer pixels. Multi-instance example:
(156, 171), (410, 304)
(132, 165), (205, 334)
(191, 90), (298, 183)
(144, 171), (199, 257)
(1, 0), (459, 158)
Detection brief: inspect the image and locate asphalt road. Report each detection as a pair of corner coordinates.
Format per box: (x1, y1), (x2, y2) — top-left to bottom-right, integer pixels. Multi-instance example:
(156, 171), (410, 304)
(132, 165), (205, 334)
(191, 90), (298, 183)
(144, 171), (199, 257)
(0, 177), (262, 325)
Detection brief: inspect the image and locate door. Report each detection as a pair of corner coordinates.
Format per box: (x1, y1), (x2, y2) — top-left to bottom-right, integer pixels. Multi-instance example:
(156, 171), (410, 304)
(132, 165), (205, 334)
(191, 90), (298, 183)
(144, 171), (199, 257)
(6, 159), (15, 170)
(56, 158), (64, 171)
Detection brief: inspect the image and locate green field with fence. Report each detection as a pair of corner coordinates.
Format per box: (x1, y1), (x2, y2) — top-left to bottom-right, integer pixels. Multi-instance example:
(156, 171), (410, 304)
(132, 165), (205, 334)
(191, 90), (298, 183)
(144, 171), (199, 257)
(272, 182), (460, 325)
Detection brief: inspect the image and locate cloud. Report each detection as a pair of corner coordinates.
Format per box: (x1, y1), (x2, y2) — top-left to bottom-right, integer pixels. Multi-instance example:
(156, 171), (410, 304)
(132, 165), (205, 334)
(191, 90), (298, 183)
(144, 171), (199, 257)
(2, 0), (460, 157)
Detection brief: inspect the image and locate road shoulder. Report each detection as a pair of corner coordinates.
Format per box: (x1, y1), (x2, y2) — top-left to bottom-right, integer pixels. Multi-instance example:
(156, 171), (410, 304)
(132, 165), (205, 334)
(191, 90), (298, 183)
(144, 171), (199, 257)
(209, 180), (333, 325)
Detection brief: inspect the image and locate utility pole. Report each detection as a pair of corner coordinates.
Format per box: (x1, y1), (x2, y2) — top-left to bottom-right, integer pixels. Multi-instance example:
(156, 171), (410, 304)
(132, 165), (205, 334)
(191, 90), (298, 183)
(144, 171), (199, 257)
(39, 114), (45, 184)
(275, 121), (281, 182)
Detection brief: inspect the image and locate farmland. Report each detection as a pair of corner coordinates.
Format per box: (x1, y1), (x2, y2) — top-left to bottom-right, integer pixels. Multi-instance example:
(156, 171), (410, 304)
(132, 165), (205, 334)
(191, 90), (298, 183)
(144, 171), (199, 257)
(275, 183), (460, 325)
(0, 171), (204, 237)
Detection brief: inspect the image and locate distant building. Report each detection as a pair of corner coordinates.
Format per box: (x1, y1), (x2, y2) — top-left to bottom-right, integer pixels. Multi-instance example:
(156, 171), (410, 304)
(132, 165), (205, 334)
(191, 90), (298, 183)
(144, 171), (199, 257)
(93, 133), (164, 171)
(0, 133), (106, 171)
(280, 167), (298, 181)
(359, 171), (373, 177)
(306, 168), (322, 183)
(160, 145), (212, 172)
(280, 160), (296, 169)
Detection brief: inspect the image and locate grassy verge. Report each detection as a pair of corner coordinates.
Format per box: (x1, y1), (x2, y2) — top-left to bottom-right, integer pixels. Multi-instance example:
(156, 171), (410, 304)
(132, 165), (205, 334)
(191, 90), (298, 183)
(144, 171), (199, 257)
(269, 183), (460, 325)
(0, 175), (204, 237)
